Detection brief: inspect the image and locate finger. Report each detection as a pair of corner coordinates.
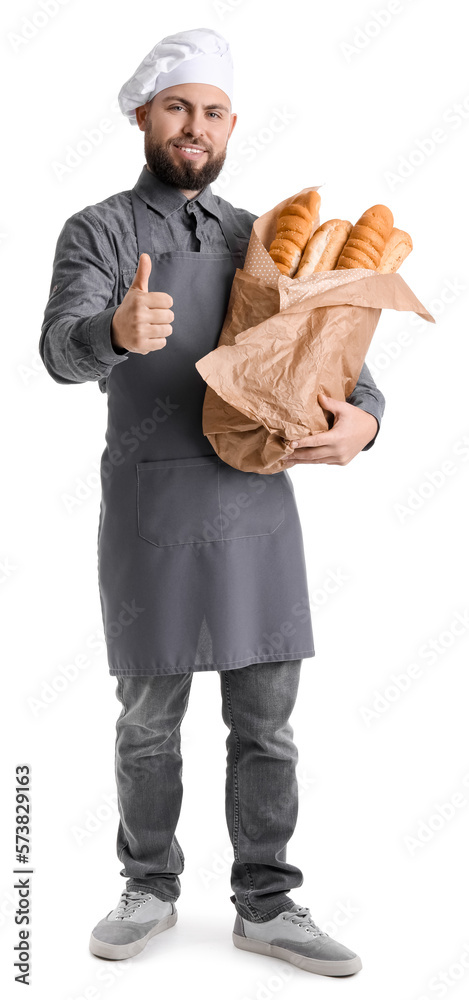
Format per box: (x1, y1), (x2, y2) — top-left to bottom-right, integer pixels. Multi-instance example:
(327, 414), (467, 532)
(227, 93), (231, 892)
(131, 253), (152, 293)
(140, 335), (171, 352)
(282, 454), (337, 467)
(142, 291), (174, 309)
(290, 431), (338, 449)
(144, 324), (173, 340)
(143, 309), (174, 325)
(318, 392), (345, 412)
(291, 447), (337, 462)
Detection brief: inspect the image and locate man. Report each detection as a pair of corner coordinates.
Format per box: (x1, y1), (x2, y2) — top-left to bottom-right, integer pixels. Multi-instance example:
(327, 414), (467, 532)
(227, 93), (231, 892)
(40, 28), (384, 977)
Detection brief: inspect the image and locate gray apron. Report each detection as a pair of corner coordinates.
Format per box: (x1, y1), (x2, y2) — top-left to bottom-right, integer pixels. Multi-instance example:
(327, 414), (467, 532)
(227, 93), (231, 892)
(97, 186), (314, 675)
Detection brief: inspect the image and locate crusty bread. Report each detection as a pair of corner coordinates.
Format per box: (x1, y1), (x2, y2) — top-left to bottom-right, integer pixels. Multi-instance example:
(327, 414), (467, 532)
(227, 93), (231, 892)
(336, 204), (394, 270)
(293, 190), (322, 216)
(268, 237), (304, 276)
(296, 219), (352, 277)
(267, 195), (412, 278)
(377, 227), (413, 272)
(268, 191), (321, 276)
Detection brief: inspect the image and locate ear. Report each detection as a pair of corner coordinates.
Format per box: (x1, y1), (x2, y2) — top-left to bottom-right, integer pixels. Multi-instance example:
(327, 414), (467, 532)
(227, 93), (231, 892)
(228, 112), (237, 141)
(135, 102), (151, 131)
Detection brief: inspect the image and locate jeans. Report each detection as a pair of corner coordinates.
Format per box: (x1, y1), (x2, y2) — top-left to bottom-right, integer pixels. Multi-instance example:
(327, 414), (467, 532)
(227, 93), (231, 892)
(114, 658), (304, 921)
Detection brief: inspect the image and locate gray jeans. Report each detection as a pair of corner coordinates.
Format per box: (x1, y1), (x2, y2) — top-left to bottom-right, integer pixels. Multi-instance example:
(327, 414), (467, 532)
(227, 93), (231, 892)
(114, 659), (304, 922)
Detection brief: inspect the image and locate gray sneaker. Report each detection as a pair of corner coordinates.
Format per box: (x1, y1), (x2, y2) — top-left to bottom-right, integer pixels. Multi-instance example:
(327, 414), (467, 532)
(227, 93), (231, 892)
(89, 889), (177, 960)
(233, 903), (362, 977)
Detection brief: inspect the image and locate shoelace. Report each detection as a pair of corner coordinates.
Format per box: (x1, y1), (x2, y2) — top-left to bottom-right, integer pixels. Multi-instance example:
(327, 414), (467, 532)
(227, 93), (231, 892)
(113, 890), (153, 920)
(283, 905), (328, 937)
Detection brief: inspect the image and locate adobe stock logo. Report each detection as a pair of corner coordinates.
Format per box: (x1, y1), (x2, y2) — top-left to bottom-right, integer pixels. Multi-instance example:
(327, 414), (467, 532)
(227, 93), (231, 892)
(359, 609), (469, 727)
(394, 432), (469, 523)
(212, 107), (297, 193)
(7, 0), (72, 52)
(340, 2), (412, 62)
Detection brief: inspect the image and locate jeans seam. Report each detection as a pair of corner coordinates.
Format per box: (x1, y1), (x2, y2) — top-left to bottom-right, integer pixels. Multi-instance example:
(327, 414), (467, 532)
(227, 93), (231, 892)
(223, 671), (258, 919)
(222, 672), (241, 862)
(115, 677), (128, 861)
(172, 682), (193, 869)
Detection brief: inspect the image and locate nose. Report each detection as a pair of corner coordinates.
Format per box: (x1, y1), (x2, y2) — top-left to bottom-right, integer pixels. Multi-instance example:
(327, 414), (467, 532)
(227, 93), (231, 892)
(183, 108), (207, 139)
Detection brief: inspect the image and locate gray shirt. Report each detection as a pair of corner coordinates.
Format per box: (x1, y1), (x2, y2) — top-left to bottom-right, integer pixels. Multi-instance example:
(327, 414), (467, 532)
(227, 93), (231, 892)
(40, 163), (385, 450)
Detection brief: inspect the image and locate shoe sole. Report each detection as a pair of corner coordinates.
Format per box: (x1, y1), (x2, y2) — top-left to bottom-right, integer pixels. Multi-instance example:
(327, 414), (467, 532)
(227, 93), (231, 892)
(232, 932), (362, 977)
(89, 910), (178, 960)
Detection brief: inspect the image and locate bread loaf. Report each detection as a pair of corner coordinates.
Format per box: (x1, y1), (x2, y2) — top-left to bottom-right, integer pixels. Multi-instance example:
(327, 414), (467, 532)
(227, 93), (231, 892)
(377, 227), (413, 273)
(296, 219), (352, 277)
(268, 190), (320, 276)
(267, 194), (412, 277)
(335, 204), (394, 270)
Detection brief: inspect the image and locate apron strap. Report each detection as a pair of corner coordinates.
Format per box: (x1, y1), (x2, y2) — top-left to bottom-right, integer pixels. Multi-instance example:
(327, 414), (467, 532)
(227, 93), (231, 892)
(131, 187), (244, 259)
(216, 212), (244, 257)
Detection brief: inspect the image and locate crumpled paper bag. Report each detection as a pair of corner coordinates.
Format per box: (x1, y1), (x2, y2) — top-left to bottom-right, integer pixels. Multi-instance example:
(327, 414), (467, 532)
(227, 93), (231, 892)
(195, 187), (436, 474)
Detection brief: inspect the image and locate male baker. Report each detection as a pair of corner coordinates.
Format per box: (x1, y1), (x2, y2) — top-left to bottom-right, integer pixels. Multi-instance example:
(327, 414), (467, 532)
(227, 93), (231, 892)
(40, 27), (384, 977)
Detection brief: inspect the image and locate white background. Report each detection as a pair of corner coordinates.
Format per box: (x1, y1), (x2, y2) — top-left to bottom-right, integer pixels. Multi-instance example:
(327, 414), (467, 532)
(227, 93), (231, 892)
(2, 0), (469, 997)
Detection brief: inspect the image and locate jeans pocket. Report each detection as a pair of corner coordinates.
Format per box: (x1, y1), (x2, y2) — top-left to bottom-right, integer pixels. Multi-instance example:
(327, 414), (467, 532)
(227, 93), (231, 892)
(136, 455), (285, 547)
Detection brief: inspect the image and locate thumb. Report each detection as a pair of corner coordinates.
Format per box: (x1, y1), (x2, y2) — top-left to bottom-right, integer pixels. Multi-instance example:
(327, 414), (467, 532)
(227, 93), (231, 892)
(131, 253), (152, 293)
(318, 392), (343, 412)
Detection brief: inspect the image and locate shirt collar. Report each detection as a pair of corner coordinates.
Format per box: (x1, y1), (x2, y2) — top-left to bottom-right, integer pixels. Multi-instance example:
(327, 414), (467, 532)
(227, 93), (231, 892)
(132, 163), (222, 222)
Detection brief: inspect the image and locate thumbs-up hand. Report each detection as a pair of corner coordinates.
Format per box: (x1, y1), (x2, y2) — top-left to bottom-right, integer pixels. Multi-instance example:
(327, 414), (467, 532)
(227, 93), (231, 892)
(131, 252), (152, 293)
(111, 253), (174, 355)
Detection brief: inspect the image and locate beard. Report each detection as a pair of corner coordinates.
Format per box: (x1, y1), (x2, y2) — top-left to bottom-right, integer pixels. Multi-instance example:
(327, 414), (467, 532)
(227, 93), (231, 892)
(144, 119), (227, 191)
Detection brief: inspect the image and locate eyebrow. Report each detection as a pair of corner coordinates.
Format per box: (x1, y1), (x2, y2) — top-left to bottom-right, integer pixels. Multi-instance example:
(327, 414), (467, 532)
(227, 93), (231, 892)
(161, 94), (230, 113)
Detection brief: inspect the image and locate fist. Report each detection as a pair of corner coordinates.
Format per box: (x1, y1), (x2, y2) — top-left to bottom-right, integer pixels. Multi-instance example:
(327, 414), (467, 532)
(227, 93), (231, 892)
(111, 254), (174, 355)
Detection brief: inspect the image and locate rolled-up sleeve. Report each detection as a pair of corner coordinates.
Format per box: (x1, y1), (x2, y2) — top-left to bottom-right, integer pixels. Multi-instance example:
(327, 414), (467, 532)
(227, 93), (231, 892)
(346, 361), (386, 451)
(39, 210), (128, 385)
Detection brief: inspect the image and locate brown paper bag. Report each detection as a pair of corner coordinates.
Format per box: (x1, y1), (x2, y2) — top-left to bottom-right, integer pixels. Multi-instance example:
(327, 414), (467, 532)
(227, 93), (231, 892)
(195, 187), (436, 474)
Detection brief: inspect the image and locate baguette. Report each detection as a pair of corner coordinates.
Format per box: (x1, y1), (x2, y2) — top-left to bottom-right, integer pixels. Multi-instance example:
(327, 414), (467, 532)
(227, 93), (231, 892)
(377, 227), (413, 272)
(335, 204), (394, 270)
(268, 190), (321, 276)
(296, 219), (352, 276)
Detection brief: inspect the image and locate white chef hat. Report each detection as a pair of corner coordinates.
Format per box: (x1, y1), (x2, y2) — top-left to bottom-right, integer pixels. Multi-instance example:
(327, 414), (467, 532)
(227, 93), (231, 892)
(118, 27), (234, 126)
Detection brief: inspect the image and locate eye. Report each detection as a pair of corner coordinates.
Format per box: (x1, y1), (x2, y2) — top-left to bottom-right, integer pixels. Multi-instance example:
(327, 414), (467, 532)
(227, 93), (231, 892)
(168, 105), (222, 119)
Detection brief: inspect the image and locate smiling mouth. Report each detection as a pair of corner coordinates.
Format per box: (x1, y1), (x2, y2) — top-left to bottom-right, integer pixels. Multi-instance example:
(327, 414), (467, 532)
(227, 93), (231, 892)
(173, 143), (208, 160)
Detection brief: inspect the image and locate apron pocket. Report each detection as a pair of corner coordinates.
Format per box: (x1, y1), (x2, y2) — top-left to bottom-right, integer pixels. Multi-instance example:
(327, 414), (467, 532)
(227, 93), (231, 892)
(136, 456), (285, 547)
(218, 462), (285, 540)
